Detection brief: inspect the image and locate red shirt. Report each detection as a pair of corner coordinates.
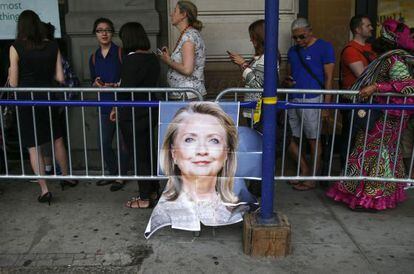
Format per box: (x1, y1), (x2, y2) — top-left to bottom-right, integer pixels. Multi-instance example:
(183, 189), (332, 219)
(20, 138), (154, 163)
(340, 40), (376, 89)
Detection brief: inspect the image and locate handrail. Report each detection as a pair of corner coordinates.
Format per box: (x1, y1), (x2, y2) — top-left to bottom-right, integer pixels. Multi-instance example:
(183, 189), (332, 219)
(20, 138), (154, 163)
(215, 87), (414, 101)
(0, 87), (203, 100)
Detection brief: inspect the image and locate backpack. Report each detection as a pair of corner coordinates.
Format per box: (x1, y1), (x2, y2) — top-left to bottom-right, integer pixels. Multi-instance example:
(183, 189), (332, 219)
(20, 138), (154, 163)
(339, 44), (375, 89)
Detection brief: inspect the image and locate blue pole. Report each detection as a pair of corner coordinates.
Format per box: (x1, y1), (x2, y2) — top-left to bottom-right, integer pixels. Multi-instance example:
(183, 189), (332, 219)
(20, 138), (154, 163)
(260, 0), (279, 222)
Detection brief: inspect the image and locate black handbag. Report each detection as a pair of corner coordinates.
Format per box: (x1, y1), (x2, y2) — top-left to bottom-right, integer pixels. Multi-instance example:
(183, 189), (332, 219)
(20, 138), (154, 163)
(1, 79), (15, 130)
(348, 106), (382, 144)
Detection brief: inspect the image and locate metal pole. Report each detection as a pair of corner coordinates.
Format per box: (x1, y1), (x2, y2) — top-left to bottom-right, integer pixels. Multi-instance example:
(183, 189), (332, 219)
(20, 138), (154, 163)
(260, 0), (279, 222)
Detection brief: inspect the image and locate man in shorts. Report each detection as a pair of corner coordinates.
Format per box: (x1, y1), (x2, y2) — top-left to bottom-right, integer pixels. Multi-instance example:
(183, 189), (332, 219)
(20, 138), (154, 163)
(283, 18), (335, 190)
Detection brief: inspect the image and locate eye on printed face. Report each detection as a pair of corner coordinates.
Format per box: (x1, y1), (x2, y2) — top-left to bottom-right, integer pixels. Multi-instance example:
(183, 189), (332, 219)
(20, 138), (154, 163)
(172, 113), (229, 179)
(95, 22), (113, 45)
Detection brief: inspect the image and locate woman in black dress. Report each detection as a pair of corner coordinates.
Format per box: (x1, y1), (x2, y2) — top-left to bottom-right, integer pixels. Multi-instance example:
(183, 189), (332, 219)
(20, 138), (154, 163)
(110, 22), (160, 208)
(8, 10), (76, 204)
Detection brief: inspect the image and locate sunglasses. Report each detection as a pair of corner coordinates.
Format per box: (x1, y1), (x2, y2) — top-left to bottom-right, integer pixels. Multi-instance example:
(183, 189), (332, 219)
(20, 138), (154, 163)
(95, 29), (114, 34)
(292, 34), (307, 40)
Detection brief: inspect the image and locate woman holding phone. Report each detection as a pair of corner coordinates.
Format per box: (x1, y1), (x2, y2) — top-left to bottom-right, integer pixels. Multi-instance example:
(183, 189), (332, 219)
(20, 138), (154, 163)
(158, 1), (206, 99)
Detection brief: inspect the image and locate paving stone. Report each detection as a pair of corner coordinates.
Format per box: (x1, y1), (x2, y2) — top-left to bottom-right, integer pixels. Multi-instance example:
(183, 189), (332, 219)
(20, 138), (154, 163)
(32, 259), (54, 267)
(52, 257), (74, 266)
(0, 255), (18, 267)
(0, 180), (413, 272)
(72, 258), (101, 266)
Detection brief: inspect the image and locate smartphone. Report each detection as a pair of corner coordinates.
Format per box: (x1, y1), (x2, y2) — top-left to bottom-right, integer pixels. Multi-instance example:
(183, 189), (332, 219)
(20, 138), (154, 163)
(156, 48), (163, 55)
(287, 76), (296, 85)
(226, 50), (232, 55)
(96, 78), (104, 86)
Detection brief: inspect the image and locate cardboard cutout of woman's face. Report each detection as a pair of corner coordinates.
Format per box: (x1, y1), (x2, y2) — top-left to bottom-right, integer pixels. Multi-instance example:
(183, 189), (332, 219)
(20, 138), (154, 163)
(171, 113), (228, 180)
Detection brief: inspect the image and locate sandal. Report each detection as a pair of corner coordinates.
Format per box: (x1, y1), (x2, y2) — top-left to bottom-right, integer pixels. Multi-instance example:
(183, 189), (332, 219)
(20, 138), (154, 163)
(292, 181), (316, 191)
(125, 197), (151, 209)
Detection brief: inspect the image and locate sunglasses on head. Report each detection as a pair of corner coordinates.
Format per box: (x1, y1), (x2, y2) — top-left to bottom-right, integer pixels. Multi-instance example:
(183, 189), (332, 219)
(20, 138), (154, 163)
(293, 34), (307, 40)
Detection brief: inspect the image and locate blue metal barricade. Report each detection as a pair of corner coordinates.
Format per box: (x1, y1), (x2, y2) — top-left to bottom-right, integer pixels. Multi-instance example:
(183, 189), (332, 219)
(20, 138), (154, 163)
(216, 87), (414, 185)
(0, 87), (201, 180)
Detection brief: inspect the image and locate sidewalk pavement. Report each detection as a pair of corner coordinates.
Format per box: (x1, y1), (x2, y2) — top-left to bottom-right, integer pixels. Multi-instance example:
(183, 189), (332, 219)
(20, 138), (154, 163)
(0, 179), (413, 273)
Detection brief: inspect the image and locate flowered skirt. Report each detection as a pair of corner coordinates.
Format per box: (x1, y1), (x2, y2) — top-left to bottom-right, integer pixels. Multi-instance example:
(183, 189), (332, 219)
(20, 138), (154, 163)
(327, 115), (407, 210)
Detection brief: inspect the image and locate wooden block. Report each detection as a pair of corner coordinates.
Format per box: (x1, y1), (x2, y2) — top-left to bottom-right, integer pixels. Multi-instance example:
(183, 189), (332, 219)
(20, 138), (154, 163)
(243, 212), (291, 257)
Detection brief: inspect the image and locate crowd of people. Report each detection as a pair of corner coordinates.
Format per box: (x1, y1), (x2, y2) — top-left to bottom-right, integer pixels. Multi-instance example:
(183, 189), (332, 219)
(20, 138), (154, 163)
(1, 0), (413, 215)
(282, 16), (414, 212)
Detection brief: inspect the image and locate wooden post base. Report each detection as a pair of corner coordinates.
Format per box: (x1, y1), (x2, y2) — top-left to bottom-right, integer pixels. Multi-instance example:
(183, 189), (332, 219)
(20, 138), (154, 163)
(243, 212), (291, 257)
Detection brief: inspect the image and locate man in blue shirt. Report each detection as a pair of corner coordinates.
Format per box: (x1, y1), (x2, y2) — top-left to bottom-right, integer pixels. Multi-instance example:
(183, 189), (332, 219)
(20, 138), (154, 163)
(89, 17), (128, 191)
(284, 18), (335, 190)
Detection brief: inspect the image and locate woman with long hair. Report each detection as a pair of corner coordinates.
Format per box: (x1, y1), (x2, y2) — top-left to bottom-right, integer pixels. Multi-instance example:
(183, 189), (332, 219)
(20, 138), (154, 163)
(158, 1), (206, 99)
(8, 10), (76, 204)
(327, 19), (414, 211)
(110, 22), (161, 209)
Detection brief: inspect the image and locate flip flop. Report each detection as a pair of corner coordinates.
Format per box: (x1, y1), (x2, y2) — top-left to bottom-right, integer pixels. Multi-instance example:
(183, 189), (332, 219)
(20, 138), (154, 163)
(292, 181), (316, 191)
(287, 180), (300, 186)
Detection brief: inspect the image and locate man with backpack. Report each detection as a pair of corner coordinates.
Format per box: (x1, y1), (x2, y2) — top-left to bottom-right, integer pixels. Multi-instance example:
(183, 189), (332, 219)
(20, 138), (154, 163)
(341, 15), (376, 90)
(339, 15), (376, 168)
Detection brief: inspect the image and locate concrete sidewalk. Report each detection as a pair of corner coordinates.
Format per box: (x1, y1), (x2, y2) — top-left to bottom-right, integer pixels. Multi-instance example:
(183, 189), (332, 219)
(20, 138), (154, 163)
(0, 179), (413, 273)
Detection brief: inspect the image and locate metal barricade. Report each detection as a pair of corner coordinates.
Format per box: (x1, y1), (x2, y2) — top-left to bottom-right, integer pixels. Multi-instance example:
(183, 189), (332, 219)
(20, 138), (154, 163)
(0, 87), (202, 180)
(216, 87), (414, 184)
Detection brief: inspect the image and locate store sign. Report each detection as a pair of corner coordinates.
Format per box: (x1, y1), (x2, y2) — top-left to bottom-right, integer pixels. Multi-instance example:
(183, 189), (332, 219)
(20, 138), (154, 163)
(0, 0), (61, 39)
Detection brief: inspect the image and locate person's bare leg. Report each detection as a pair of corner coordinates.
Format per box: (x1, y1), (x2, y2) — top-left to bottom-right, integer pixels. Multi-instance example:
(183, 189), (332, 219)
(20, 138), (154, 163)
(288, 138), (310, 177)
(291, 138), (321, 190)
(53, 137), (68, 176)
(28, 147), (48, 195)
(308, 139), (322, 176)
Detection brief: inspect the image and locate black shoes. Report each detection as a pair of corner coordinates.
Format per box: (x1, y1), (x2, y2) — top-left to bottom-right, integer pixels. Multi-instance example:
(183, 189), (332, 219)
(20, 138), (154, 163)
(60, 180), (79, 191)
(38, 192), (52, 205)
(351, 206), (378, 213)
(96, 180), (113, 186)
(96, 180), (125, 191)
(110, 181), (125, 192)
